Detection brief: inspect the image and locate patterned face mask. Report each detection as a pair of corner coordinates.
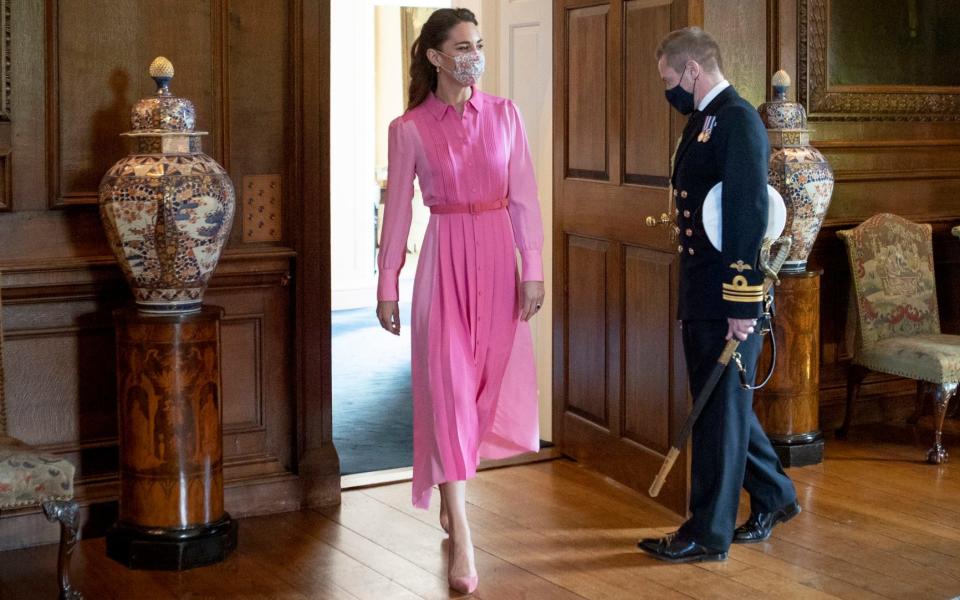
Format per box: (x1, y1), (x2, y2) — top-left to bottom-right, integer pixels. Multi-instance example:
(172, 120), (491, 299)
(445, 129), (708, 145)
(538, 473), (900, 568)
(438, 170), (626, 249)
(438, 50), (485, 86)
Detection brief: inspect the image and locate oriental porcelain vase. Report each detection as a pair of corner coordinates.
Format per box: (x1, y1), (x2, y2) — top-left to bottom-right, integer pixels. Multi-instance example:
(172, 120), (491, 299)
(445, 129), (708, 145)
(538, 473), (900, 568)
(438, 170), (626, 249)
(757, 70), (834, 273)
(99, 57), (235, 313)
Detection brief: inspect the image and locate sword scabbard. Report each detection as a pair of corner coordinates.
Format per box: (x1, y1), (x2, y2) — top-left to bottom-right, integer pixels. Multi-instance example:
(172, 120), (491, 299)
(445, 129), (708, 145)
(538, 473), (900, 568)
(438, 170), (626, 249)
(649, 446), (681, 497)
(647, 235), (793, 498)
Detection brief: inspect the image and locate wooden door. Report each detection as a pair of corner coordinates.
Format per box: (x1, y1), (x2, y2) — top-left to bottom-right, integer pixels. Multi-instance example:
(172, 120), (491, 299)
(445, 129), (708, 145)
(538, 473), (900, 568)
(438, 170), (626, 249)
(552, 0), (700, 514)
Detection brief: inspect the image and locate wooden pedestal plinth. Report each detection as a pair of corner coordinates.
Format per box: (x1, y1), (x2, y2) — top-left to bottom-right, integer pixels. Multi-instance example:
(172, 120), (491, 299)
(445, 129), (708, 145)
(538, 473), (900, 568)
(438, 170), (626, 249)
(106, 306), (237, 570)
(753, 271), (824, 467)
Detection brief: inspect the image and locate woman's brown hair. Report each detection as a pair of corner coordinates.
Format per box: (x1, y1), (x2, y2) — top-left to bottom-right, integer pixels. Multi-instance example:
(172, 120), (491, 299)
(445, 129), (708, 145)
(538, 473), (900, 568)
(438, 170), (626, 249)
(407, 8), (478, 110)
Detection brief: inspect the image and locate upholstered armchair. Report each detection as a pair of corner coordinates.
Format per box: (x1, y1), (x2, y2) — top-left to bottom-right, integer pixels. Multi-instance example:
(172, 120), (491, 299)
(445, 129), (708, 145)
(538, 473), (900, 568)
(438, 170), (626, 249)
(0, 275), (83, 599)
(837, 214), (960, 464)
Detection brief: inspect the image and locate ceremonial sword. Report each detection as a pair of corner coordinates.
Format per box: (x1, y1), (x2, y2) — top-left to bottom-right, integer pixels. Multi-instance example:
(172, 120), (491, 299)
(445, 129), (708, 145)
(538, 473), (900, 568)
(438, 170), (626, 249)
(648, 236), (792, 498)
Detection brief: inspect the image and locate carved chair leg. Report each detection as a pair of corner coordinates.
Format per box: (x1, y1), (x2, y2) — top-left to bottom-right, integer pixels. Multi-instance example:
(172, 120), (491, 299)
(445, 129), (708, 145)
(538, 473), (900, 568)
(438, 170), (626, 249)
(927, 382), (957, 465)
(42, 500), (83, 600)
(837, 365), (869, 439)
(908, 380), (927, 424)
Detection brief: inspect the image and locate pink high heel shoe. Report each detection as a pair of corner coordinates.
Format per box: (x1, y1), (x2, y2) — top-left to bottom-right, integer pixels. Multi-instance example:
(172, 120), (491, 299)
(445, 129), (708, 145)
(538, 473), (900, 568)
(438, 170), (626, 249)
(448, 574), (479, 594)
(447, 532), (478, 594)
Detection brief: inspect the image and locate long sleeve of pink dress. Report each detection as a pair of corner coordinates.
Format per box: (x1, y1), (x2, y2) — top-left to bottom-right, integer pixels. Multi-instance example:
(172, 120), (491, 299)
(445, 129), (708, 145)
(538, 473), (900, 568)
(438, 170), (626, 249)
(376, 89), (543, 509)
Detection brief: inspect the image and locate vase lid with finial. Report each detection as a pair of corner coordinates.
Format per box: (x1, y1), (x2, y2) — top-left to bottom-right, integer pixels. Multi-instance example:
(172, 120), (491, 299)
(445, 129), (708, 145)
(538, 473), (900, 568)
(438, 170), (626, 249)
(757, 70), (810, 147)
(125, 56), (205, 137)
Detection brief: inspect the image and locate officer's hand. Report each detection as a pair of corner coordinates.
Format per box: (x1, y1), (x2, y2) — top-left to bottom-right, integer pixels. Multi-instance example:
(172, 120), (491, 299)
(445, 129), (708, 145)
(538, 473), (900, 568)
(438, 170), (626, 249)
(377, 301), (401, 336)
(726, 318), (756, 342)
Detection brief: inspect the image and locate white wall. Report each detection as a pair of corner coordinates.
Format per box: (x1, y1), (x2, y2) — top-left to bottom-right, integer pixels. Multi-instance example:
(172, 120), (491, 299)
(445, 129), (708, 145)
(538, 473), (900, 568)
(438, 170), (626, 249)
(330, 0), (378, 309)
(331, 0), (450, 310)
(374, 8), (405, 177)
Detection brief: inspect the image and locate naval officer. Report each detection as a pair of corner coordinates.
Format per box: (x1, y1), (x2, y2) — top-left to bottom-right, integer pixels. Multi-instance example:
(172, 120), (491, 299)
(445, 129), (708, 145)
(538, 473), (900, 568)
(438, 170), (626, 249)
(637, 27), (800, 563)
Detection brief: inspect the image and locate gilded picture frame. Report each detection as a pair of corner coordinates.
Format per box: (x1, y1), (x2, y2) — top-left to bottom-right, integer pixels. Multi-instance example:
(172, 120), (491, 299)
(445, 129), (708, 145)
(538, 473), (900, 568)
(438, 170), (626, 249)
(798, 0), (960, 121)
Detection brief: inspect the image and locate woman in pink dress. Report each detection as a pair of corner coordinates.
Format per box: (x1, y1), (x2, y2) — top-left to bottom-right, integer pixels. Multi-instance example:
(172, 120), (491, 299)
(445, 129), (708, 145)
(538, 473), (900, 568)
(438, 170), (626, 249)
(375, 7), (545, 594)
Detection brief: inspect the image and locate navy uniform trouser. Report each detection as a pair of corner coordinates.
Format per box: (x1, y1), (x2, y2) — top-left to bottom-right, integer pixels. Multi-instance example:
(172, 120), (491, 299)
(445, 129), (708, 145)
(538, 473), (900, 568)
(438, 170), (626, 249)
(677, 319), (797, 551)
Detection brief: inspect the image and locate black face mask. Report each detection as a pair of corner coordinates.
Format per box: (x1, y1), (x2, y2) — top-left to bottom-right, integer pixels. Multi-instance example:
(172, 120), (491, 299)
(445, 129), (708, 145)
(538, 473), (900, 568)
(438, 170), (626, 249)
(664, 67), (696, 115)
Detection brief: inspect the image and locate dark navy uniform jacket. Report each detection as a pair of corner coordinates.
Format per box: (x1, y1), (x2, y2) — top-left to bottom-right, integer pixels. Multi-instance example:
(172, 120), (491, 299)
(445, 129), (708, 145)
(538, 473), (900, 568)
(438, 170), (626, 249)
(673, 85), (769, 321)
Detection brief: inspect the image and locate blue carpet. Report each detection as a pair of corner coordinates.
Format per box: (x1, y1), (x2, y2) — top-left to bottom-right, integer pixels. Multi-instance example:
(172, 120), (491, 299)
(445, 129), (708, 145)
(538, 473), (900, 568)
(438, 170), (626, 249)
(332, 305), (414, 475)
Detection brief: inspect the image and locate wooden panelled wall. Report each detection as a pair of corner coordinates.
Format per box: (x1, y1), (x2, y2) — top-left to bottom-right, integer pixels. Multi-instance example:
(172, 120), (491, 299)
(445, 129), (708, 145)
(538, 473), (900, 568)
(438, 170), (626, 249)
(552, 0), (960, 516)
(709, 0), (960, 426)
(0, 0), (336, 551)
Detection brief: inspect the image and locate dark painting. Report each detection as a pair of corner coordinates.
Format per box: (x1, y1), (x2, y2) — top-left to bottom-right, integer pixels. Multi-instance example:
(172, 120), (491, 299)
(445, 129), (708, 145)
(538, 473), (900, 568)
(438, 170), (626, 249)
(829, 0), (960, 88)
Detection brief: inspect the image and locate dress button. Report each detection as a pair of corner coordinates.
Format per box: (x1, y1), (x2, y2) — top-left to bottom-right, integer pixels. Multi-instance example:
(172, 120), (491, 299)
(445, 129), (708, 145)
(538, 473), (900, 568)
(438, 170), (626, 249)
(677, 245), (683, 254)
(681, 190), (688, 198)
(673, 190), (678, 198)
(685, 229), (693, 237)
(683, 210), (691, 218)
(688, 247), (695, 255)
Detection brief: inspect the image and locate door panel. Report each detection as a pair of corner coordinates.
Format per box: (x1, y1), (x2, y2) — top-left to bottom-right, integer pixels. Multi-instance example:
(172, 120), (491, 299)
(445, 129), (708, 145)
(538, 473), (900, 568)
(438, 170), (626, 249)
(624, 1), (672, 186)
(554, 0), (700, 514)
(566, 236), (611, 426)
(566, 5), (609, 179)
(623, 245), (673, 452)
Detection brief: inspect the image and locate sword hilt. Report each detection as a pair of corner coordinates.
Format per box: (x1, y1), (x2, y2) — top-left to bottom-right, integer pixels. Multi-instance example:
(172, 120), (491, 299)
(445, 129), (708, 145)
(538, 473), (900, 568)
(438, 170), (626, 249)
(758, 236), (792, 286)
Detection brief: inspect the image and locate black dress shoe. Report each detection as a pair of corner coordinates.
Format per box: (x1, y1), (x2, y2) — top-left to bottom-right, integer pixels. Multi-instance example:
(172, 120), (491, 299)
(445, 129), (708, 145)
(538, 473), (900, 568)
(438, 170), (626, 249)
(733, 500), (801, 544)
(637, 534), (727, 563)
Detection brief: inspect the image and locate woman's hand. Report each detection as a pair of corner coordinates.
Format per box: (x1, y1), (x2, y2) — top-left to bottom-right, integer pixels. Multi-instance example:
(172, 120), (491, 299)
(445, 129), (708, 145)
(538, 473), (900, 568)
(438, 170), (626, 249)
(519, 281), (545, 322)
(377, 301), (401, 335)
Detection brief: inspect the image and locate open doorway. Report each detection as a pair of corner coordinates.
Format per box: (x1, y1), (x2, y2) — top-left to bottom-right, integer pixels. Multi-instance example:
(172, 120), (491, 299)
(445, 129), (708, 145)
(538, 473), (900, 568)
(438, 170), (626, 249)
(330, 0), (447, 477)
(329, 0), (554, 482)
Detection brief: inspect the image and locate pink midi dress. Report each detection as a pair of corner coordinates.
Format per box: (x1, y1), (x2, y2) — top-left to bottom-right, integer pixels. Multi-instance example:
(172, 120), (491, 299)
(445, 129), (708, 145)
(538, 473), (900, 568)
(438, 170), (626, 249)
(377, 89), (544, 509)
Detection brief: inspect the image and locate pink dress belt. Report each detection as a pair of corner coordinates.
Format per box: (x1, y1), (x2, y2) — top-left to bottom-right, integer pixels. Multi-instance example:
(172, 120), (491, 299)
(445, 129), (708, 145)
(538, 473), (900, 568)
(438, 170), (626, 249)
(429, 199), (509, 215)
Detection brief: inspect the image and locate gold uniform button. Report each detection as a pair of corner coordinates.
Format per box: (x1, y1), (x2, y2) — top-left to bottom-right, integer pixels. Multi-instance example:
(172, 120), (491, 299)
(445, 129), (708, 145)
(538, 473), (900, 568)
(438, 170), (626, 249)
(688, 247), (695, 255)
(685, 229), (693, 237)
(680, 190), (688, 198)
(683, 210), (691, 218)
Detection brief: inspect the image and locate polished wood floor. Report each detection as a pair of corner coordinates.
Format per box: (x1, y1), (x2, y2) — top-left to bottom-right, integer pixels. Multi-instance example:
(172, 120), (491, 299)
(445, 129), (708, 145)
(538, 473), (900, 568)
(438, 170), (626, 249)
(2, 429), (960, 600)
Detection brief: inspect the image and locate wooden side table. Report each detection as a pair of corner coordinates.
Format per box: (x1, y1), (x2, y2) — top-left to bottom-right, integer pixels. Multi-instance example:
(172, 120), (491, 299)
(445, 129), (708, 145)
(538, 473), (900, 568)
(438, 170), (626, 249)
(753, 270), (825, 467)
(106, 306), (237, 570)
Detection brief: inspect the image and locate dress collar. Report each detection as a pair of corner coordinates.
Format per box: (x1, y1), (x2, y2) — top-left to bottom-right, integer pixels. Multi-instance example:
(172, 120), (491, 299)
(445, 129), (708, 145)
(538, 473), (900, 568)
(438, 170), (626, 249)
(425, 87), (483, 120)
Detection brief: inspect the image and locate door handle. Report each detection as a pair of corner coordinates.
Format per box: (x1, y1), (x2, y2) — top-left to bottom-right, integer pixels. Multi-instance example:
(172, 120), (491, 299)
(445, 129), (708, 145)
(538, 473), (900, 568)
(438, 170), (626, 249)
(645, 213), (671, 228)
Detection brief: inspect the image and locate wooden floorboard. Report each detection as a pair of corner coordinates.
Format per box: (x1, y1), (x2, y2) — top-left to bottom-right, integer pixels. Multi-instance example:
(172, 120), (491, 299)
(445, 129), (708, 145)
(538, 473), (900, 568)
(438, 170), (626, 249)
(2, 431), (960, 599)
